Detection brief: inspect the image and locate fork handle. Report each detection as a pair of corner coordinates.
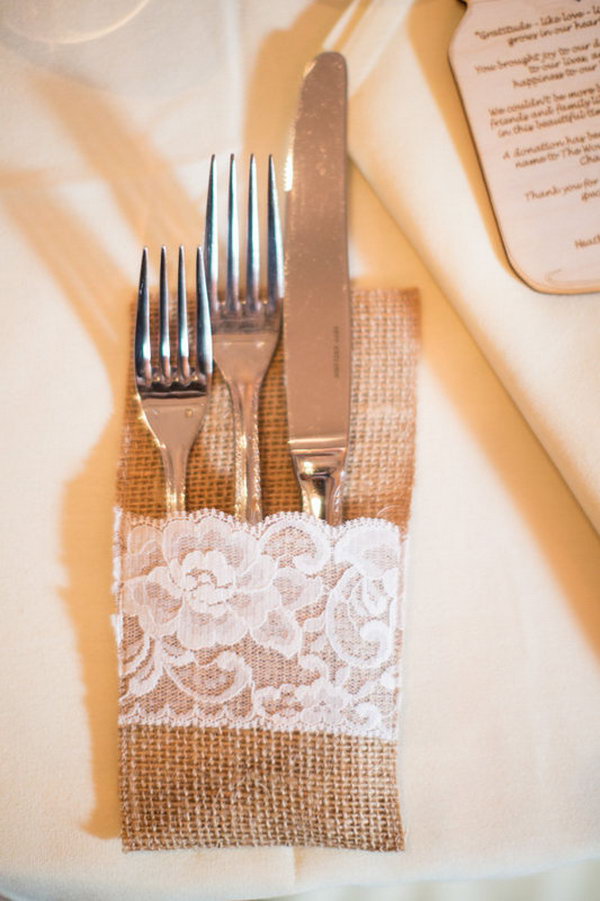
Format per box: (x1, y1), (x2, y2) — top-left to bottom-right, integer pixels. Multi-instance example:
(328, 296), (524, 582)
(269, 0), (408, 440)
(159, 445), (191, 513)
(229, 381), (263, 524)
(141, 399), (204, 514)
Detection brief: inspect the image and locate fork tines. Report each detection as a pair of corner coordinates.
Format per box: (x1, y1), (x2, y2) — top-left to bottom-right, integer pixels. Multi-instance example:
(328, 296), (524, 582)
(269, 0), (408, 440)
(135, 244), (212, 396)
(204, 153), (284, 316)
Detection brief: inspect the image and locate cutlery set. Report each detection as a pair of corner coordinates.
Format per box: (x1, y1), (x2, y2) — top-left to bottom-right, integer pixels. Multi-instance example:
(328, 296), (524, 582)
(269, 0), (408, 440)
(119, 52), (413, 857)
(134, 52), (351, 525)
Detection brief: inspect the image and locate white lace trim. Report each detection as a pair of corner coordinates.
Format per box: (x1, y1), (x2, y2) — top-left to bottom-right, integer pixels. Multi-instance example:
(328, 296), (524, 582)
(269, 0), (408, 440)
(114, 509), (405, 740)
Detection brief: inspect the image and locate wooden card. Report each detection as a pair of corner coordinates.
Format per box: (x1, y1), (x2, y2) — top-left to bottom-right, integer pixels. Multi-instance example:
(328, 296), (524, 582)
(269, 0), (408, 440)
(450, 0), (600, 293)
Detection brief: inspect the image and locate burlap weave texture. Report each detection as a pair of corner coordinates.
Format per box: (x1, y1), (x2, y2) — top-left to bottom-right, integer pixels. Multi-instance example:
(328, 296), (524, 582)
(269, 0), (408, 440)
(116, 288), (419, 852)
(116, 289), (418, 527)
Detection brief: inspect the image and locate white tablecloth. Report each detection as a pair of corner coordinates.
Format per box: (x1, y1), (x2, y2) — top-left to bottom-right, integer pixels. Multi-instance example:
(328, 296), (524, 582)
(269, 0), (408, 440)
(0, 2), (599, 899)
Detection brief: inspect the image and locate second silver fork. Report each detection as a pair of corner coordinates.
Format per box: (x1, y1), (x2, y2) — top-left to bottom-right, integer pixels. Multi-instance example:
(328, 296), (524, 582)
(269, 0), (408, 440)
(205, 154), (284, 524)
(135, 245), (213, 513)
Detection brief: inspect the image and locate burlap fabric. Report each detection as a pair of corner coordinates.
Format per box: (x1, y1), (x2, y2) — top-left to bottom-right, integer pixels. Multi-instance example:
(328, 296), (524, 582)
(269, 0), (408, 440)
(115, 288), (419, 851)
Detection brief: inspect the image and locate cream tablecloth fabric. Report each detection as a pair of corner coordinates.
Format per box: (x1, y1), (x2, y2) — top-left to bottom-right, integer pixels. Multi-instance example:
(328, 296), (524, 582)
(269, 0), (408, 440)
(0, 1), (599, 899)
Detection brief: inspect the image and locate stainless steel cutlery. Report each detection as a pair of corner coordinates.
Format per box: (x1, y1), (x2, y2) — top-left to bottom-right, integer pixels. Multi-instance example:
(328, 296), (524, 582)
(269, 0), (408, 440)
(134, 52), (350, 523)
(134, 245), (213, 513)
(284, 52), (351, 525)
(205, 153), (284, 524)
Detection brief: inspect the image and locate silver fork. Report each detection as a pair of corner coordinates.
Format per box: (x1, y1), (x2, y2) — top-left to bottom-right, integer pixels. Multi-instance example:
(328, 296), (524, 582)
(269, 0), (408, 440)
(135, 245), (213, 513)
(205, 154), (284, 524)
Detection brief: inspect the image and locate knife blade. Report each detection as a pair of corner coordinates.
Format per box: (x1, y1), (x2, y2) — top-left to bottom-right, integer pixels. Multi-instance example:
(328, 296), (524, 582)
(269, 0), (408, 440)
(284, 51), (351, 525)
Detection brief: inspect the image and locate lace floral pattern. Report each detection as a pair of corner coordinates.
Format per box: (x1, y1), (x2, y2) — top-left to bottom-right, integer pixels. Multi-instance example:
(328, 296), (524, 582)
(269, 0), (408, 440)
(114, 510), (405, 740)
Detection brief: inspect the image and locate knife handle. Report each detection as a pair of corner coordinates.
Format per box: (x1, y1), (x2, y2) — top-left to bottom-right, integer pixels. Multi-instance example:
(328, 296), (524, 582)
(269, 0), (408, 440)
(290, 447), (347, 526)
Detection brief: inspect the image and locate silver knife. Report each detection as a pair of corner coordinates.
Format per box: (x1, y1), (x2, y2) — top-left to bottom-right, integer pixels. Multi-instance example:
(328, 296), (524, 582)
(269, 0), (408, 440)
(284, 51), (351, 525)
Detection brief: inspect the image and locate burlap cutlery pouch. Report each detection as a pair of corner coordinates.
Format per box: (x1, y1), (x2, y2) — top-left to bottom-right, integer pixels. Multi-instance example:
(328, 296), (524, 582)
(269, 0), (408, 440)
(113, 288), (419, 851)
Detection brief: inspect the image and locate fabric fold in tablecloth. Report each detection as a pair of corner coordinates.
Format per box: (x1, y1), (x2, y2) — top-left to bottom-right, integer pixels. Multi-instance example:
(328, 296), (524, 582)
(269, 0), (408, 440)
(324, 0), (600, 531)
